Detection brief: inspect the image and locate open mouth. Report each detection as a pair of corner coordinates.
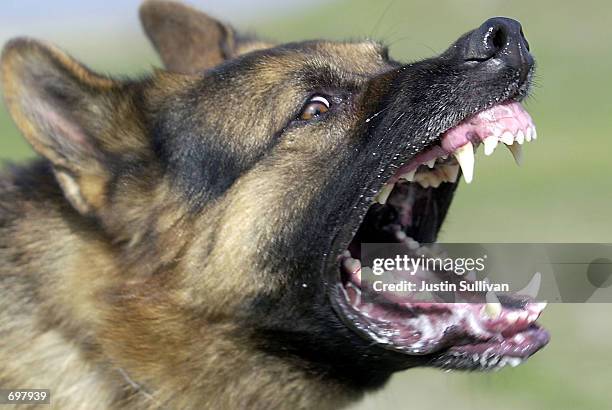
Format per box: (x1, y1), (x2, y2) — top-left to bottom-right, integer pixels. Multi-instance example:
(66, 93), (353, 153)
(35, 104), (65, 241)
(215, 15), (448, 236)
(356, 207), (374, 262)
(333, 101), (550, 370)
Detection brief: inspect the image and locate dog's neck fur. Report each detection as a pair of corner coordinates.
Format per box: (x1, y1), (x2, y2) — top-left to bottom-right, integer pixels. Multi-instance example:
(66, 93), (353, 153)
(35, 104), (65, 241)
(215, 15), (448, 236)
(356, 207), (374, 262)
(0, 160), (360, 409)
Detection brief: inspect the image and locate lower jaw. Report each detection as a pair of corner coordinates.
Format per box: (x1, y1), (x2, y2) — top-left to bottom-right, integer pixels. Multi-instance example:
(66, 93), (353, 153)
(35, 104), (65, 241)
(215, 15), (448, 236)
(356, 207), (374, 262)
(336, 270), (549, 364)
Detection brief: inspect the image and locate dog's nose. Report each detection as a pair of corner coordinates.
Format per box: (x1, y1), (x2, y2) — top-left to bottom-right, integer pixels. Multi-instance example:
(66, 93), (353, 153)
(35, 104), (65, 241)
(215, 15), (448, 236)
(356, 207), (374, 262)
(463, 17), (533, 76)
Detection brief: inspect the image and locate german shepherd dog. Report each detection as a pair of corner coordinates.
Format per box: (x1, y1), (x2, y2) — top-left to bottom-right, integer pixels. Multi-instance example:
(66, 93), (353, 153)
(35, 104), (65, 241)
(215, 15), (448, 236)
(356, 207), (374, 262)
(0, 1), (549, 408)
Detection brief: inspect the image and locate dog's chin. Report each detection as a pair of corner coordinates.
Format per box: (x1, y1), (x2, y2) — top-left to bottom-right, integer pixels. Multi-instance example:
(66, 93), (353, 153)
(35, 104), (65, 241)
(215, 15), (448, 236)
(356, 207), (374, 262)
(330, 100), (549, 371)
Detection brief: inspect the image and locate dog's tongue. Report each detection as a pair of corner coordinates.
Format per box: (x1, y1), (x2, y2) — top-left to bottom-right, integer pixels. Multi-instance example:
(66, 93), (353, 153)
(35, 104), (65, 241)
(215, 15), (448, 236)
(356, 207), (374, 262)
(440, 101), (536, 153)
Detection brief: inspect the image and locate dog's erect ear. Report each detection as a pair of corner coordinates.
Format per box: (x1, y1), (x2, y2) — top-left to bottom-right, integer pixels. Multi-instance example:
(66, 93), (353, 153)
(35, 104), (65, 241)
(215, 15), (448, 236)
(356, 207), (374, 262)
(1, 38), (136, 215)
(140, 0), (270, 73)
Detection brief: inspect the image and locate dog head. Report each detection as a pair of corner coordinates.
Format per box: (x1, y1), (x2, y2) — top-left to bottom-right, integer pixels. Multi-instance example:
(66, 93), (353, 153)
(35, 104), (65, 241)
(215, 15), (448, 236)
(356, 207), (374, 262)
(0, 0), (548, 399)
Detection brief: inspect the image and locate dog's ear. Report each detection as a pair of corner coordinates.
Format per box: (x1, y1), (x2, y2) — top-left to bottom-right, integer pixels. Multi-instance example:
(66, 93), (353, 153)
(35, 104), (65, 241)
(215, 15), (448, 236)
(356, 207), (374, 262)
(140, 0), (270, 73)
(1, 38), (137, 215)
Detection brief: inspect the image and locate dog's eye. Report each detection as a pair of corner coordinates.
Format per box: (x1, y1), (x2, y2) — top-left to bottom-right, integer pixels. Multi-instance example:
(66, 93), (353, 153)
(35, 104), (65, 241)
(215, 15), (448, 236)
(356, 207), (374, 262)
(299, 96), (330, 120)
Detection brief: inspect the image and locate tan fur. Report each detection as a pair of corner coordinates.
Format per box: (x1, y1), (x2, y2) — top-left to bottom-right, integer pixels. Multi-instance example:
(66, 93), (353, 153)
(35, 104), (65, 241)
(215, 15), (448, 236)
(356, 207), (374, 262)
(0, 4), (397, 408)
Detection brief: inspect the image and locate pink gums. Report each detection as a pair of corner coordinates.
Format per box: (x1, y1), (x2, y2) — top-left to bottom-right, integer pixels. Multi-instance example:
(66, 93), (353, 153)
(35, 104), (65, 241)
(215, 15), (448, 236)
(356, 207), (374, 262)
(390, 101), (535, 182)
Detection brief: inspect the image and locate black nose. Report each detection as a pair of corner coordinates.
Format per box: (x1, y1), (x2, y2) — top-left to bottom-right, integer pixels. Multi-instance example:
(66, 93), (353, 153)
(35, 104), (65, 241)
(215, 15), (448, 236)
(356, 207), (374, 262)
(463, 17), (533, 75)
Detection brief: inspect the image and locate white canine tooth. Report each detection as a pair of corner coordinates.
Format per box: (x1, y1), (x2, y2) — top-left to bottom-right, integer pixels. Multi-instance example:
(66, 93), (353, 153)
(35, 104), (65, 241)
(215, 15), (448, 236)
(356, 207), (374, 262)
(426, 159), (436, 168)
(532, 127), (538, 140)
(400, 169), (416, 182)
(483, 136), (498, 156)
(525, 127), (533, 142)
(374, 183), (394, 204)
(500, 131), (514, 145)
(516, 130), (525, 145)
(516, 272), (541, 299)
(453, 142), (475, 184)
(506, 143), (523, 166)
(485, 291), (502, 319)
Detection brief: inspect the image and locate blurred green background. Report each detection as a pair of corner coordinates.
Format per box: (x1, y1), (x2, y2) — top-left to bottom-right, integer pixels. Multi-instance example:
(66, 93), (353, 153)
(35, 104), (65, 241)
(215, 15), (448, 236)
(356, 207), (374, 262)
(1, 1), (611, 409)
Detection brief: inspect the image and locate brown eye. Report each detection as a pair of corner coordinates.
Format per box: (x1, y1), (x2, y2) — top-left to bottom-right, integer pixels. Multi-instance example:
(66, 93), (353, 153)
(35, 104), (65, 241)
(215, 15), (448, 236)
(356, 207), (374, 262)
(300, 96), (330, 120)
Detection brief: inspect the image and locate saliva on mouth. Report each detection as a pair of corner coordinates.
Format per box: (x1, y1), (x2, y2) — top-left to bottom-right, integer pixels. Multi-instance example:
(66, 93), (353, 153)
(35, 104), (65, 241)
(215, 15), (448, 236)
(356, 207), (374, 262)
(336, 101), (550, 371)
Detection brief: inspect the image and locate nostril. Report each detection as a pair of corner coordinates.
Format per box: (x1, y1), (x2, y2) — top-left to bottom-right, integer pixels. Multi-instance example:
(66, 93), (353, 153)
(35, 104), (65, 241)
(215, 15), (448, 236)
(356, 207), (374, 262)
(490, 27), (507, 51)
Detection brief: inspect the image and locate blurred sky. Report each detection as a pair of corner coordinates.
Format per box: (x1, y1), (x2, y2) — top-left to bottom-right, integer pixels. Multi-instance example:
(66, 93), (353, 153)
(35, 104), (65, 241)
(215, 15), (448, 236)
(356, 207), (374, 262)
(0, 0), (322, 43)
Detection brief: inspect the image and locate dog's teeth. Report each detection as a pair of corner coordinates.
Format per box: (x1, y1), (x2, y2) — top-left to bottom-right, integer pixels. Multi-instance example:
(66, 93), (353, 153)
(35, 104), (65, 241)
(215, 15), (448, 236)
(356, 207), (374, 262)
(500, 131), (514, 145)
(532, 127), (538, 140)
(400, 169), (416, 182)
(374, 183), (394, 204)
(483, 136), (498, 156)
(506, 143), (523, 166)
(443, 164), (459, 183)
(515, 130), (525, 145)
(420, 172), (443, 188)
(507, 311), (522, 323)
(343, 258), (362, 285)
(453, 142), (475, 184)
(447, 165), (460, 183)
(430, 175), (442, 188)
(426, 159), (436, 168)
(516, 272), (541, 299)
(417, 179), (430, 188)
(354, 266), (362, 285)
(343, 257), (361, 273)
(405, 237), (420, 250)
(484, 291), (502, 319)
(525, 127), (533, 142)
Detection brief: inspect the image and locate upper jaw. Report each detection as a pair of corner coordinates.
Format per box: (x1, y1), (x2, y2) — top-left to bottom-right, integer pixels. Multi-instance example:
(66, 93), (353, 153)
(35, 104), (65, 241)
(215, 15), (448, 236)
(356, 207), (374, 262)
(324, 54), (535, 268)
(324, 89), (534, 273)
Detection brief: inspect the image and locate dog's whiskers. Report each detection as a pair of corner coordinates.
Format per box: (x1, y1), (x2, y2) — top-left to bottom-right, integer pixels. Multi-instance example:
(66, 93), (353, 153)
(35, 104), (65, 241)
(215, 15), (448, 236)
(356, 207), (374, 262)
(365, 106), (390, 123)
